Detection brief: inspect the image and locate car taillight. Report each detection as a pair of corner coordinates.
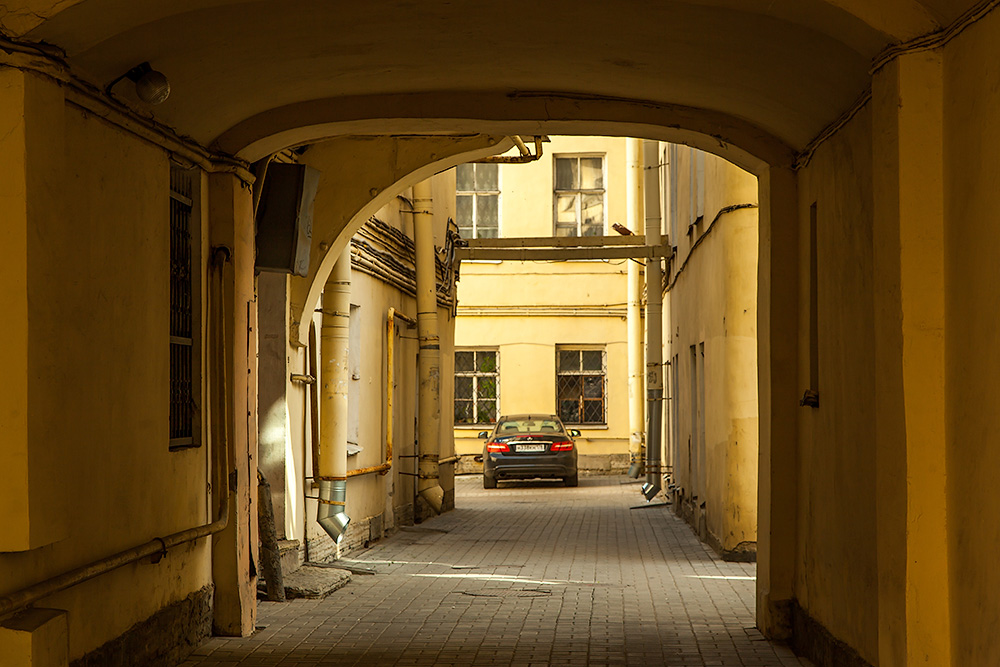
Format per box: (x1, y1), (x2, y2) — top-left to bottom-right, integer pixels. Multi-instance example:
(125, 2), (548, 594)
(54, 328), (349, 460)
(550, 440), (574, 451)
(486, 441), (509, 453)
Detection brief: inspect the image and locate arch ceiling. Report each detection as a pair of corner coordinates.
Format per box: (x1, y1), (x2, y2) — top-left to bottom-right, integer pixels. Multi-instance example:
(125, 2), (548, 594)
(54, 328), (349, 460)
(3, 0), (980, 157)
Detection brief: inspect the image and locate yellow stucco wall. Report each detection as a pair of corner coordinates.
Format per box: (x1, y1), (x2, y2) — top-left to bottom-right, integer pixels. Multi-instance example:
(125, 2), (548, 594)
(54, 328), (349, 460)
(665, 146), (760, 556)
(795, 105), (879, 664)
(944, 10), (1000, 664)
(0, 71), (213, 660)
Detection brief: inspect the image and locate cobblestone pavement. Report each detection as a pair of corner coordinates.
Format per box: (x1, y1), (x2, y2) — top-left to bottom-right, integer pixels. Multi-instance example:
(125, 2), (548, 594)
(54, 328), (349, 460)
(182, 476), (810, 666)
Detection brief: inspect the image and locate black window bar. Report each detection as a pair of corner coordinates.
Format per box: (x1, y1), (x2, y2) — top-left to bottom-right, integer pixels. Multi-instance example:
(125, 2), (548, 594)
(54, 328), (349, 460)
(169, 167), (196, 448)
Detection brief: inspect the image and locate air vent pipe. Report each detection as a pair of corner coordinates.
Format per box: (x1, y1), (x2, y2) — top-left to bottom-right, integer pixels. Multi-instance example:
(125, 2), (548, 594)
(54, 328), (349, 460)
(317, 245), (352, 542)
(413, 179), (444, 513)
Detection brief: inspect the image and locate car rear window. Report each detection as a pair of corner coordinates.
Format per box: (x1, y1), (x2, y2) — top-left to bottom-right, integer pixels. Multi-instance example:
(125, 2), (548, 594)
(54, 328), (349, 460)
(496, 419), (564, 434)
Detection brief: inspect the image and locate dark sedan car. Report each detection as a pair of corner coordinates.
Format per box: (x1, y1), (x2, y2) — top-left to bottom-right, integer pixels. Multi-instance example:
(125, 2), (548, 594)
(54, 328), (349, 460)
(480, 414), (580, 488)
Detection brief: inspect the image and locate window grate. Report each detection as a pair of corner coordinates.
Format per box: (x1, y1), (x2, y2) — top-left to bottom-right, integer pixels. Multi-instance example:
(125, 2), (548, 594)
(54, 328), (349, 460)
(556, 348), (606, 424)
(170, 167), (195, 446)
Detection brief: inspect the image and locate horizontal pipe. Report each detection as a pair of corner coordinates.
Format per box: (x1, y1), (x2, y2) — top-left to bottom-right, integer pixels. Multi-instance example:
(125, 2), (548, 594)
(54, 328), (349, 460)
(348, 463), (392, 477)
(0, 497), (230, 620)
(437, 455), (462, 465)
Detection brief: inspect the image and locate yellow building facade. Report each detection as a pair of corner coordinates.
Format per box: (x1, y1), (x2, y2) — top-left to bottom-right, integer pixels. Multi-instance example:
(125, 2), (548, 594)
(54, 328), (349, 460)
(453, 137), (633, 473)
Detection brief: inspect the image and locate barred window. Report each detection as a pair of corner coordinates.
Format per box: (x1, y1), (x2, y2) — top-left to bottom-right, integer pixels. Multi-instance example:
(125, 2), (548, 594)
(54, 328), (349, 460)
(557, 348), (606, 424)
(456, 163), (499, 240)
(454, 350), (499, 425)
(554, 155), (605, 237)
(170, 166), (198, 449)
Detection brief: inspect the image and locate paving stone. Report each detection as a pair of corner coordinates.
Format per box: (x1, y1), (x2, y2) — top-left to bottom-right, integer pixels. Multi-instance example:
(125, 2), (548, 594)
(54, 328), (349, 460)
(182, 476), (812, 666)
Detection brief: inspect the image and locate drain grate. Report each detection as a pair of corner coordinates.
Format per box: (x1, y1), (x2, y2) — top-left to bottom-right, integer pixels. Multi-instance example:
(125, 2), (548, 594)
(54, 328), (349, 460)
(456, 588), (553, 598)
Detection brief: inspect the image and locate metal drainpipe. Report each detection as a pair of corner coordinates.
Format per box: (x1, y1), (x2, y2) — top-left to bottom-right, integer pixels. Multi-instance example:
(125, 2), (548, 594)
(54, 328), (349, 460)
(626, 138), (646, 478)
(642, 138), (665, 501)
(317, 245), (351, 542)
(644, 139), (667, 478)
(413, 179), (444, 513)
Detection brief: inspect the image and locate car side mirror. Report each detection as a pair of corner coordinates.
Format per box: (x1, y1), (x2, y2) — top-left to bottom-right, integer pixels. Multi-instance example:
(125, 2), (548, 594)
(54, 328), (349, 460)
(569, 429), (581, 438)
(478, 431), (490, 439)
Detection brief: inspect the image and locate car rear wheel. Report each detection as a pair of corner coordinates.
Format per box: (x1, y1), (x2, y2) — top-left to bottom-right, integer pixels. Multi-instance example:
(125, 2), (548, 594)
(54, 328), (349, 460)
(483, 475), (497, 489)
(564, 473), (578, 487)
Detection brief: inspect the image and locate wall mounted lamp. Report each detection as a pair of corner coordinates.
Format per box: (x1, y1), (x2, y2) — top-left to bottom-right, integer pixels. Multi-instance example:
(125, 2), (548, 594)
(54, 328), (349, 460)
(105, 62), (171, 105)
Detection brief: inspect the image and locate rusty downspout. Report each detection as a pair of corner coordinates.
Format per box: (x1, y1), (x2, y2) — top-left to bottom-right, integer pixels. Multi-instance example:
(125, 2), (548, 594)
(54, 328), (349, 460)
(0, 246), (233, 619)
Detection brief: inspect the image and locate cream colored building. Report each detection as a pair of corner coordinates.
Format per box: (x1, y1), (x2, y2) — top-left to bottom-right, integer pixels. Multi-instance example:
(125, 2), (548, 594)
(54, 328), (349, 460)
(662, 145), (760, 561)
(452, 137), (633, 474)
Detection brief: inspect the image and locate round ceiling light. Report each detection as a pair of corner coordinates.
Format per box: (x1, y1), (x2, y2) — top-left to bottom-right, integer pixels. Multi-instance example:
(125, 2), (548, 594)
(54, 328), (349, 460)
(122, 62), (171, 105)
(134, 68), (170, 105)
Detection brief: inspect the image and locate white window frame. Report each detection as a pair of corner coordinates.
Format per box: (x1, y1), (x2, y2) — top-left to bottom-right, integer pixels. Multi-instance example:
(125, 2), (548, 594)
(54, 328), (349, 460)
(454, 348), (500, 425)
(456, 163), (501, 239)
(553, 154), (606, 237)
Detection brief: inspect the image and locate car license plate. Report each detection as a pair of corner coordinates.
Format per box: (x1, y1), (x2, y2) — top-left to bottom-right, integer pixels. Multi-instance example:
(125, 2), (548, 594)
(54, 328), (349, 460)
(516, 444), (545, 453)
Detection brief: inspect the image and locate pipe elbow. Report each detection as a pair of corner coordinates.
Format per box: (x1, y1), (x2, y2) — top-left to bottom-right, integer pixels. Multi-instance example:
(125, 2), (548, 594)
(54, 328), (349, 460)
(419, 485), (444, 514)
(317, 480), (350, 543)
(641, 481), (662, 501)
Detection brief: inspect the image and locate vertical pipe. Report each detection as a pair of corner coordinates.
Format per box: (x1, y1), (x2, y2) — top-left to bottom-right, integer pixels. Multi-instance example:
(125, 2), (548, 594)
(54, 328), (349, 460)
(644, 139), (667, 477)
(413, 180), (444, 513)
(308, 321), (320, 482)
(642, 138), (665, 501)
(626, 138), (645, 478)
(386, 309), (396, 477)
(317, 245), (351, 542)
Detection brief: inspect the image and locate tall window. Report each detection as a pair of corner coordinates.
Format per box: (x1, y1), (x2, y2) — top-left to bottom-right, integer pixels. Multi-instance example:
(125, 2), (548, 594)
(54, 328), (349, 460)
(170, 166), (197, 449)
(455, 350), (499, 425)
(557, 348), (606, 424)
(456, 163), (499, 239)
(554, 155), (605, 237)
